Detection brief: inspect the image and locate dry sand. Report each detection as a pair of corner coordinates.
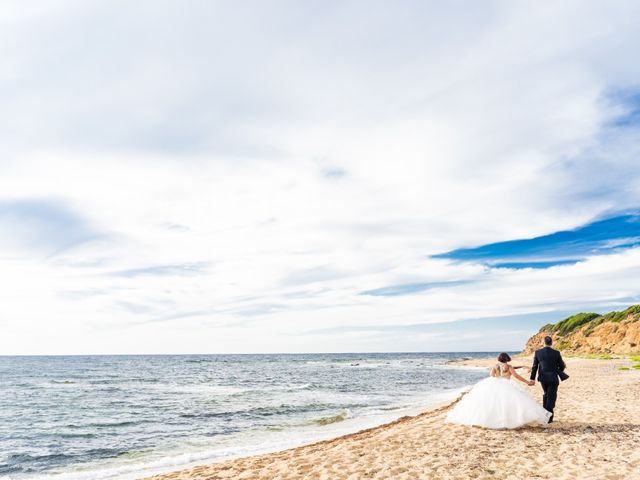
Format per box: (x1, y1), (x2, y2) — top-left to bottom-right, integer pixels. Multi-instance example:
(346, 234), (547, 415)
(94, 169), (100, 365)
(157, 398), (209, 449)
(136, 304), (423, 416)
(144, 356), (640, 480)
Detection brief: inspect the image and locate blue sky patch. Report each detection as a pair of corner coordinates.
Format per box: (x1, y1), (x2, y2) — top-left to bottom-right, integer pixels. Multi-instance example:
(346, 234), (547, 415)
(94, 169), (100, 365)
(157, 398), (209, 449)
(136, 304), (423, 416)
(0, 198), (101, 255)
(607, 88), (640, 128)
(492, 260), (579, 269)
(432, 211), (640, 268)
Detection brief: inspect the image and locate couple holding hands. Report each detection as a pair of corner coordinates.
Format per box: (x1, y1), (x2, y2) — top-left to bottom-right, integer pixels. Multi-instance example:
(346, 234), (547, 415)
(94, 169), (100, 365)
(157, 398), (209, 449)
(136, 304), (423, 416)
(446, 336), (567, 429)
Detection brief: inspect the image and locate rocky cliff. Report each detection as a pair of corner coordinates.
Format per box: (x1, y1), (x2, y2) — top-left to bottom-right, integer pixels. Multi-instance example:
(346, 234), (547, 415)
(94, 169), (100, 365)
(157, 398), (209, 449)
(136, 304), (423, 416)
(522, 305), (640, 355)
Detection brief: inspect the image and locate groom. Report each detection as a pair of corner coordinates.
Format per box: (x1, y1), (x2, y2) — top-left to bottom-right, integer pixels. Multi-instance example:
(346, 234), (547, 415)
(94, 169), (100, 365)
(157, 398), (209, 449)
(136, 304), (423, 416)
(528, 336), (566, 423)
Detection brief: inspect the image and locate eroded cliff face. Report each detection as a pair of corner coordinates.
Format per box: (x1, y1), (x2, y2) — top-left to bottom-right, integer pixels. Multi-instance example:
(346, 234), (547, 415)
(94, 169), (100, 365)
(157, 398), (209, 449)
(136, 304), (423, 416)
(522, 307), (640, 355)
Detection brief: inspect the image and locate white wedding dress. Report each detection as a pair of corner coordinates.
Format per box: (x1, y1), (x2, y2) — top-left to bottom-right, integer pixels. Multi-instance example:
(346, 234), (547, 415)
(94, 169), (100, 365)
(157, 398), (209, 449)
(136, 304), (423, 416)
(445, 363), (551, 429)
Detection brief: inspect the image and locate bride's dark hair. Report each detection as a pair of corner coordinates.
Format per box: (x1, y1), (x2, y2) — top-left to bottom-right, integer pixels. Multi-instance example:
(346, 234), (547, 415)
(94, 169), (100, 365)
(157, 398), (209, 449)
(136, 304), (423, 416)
(497, 352), (511, 363)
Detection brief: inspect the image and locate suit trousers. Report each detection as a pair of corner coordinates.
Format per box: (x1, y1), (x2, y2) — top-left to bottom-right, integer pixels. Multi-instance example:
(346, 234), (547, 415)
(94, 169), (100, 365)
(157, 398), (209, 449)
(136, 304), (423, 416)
(540, 380), (559, 414)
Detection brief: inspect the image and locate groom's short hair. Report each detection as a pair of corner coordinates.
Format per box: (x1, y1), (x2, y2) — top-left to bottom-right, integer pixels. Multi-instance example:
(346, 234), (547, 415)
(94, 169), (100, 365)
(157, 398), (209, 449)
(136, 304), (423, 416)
(544, 336), (553, 346)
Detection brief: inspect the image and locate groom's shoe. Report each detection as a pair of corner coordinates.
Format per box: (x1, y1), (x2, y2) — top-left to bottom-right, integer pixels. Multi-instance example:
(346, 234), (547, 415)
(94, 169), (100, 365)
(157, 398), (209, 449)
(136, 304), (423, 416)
(548, 415), (554, 423)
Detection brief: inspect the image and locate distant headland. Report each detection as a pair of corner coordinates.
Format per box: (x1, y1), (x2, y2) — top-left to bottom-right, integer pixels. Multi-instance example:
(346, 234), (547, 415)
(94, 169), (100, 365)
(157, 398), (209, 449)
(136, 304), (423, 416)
(523, 305), (640, 355)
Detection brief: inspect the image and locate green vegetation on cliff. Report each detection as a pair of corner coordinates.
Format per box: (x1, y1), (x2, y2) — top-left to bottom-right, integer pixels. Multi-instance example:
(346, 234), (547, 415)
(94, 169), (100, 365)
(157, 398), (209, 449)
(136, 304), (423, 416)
(540, 305), (640, 336)
(524, 304), (640, 355)
(540, 312), (600, 335)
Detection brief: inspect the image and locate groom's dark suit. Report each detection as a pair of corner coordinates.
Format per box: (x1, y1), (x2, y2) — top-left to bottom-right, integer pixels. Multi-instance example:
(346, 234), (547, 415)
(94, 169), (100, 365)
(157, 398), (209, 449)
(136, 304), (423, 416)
(530, 346), (566, 421)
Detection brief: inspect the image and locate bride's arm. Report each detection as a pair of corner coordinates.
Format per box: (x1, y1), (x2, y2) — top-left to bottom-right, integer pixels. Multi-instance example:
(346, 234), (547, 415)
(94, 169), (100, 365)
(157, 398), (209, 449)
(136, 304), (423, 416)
(490, 366), (497, 377)
(509, 365), (528, 383)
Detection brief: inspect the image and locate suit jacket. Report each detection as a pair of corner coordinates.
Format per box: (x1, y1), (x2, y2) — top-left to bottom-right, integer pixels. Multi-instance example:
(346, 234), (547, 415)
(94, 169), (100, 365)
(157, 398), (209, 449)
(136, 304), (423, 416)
(530, 346), (566, 384)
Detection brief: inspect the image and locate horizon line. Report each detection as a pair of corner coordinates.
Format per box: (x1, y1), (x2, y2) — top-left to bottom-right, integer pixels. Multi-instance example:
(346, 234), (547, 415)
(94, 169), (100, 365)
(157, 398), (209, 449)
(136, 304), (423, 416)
(0, 350), (521, 357)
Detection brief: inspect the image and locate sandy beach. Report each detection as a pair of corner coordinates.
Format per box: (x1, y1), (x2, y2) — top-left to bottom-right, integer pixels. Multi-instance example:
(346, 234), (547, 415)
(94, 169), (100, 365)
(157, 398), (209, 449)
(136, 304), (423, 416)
(143, 356), (640, 480)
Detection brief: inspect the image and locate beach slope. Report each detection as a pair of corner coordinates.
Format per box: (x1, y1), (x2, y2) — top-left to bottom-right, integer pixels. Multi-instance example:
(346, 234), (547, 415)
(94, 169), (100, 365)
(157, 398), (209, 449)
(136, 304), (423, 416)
(145, 356), (640, 480)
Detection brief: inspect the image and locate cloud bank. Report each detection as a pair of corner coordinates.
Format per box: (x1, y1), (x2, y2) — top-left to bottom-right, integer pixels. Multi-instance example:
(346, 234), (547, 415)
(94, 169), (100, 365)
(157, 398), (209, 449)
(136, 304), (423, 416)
(1, 0), (640, 354)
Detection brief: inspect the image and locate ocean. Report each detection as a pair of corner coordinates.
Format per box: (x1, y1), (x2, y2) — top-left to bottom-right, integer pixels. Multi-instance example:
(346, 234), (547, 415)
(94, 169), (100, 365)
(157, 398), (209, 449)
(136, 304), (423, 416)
(0, 352), (494, 479)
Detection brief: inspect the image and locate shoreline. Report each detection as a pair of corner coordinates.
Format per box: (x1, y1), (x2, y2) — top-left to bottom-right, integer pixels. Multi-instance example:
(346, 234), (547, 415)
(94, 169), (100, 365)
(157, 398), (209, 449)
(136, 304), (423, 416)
(142, 393), (471, 480)
(130, 384), (475, 480)
(3, 352), (491, 480)
(142, 357), (486, 479)
(144, 356), (640, 480)
(136, 358), (486, 480)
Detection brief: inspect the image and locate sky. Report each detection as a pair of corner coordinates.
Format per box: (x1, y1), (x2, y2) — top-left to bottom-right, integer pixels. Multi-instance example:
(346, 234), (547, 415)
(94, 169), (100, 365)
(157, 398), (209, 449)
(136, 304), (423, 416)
(1, 0), (640, 354)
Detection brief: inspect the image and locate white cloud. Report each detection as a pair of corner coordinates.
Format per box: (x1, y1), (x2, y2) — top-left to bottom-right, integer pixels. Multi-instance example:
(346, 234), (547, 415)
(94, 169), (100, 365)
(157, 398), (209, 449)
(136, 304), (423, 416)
(1, 1), (640, 353)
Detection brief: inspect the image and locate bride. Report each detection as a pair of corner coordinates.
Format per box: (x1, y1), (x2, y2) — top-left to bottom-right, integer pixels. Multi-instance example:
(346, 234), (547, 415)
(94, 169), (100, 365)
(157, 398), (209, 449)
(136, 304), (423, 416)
(445, 352), (551, 429)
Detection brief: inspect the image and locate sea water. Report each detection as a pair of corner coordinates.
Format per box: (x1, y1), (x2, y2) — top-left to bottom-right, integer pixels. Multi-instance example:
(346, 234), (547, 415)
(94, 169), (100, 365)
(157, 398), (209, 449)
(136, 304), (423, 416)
(0, 352), (494, 479)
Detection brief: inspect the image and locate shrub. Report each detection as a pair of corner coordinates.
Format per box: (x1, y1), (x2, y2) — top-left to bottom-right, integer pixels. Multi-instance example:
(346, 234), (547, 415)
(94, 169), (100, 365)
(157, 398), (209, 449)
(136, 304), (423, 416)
(619, 366), (630, 371)
(553, 312), (601, 335)
(600, 310), (626, 323)
(600, 305), (640, 323)
(624, 304), (640, 317)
